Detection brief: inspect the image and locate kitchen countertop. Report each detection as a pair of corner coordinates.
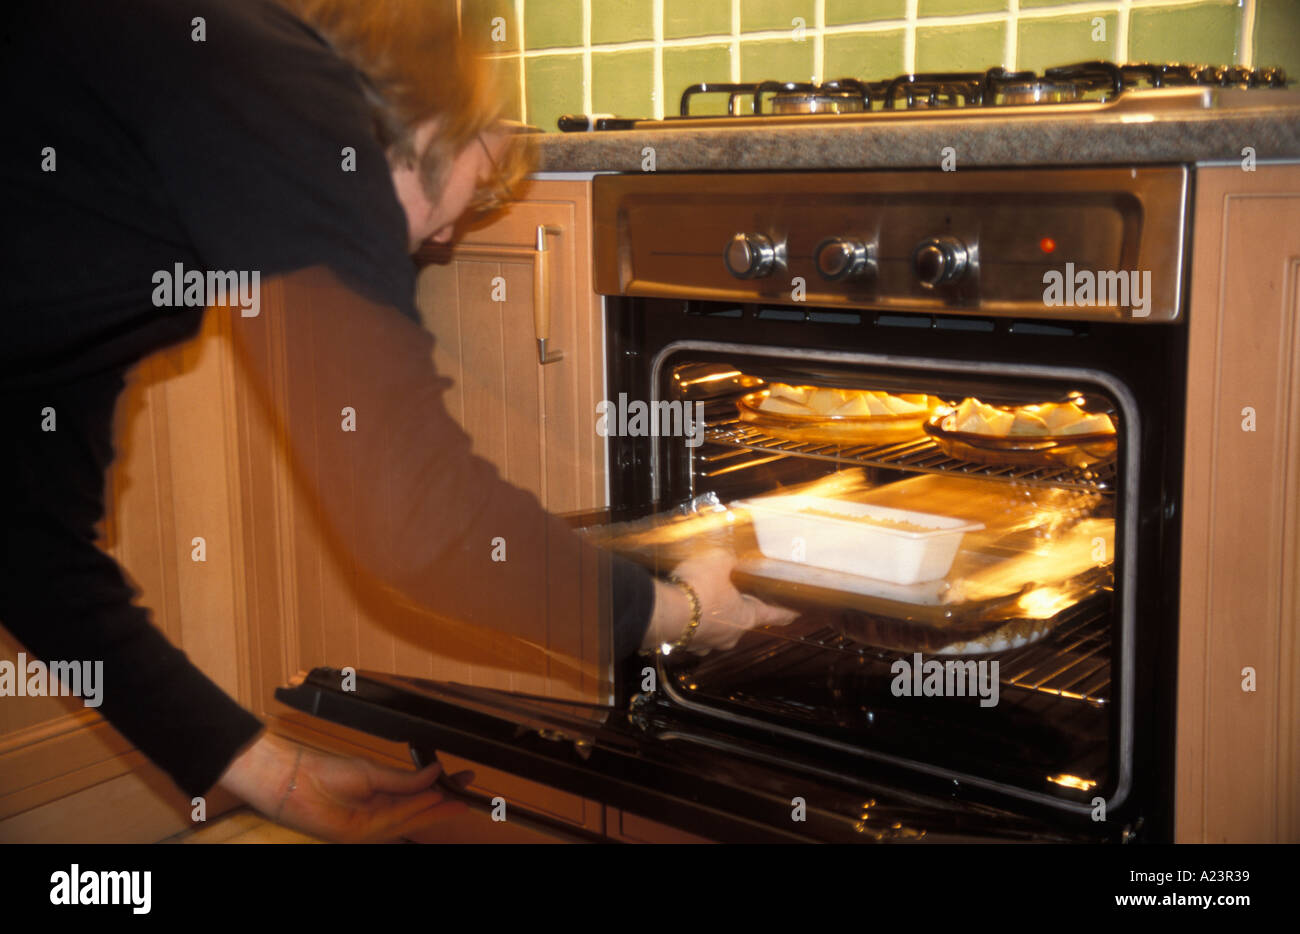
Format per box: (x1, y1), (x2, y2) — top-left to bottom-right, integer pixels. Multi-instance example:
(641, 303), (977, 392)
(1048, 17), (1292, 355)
(533, 97), (1300, 172)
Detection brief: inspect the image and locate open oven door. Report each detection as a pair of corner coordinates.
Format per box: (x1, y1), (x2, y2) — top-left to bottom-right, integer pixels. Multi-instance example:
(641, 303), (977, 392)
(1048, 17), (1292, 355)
(275, 666), (1109, 843)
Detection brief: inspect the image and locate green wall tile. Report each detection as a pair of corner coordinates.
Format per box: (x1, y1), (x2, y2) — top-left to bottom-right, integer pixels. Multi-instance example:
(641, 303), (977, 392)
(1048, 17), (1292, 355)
(740, 37), (817, 82)
(741, 0), (817, 34)
(1253, 0), (1300, 77)
(826, 0), (907, 25)
(486, 54), (523, 123)
(824, 30), (907, 81)
(664, 0), (732, 38)
(524, 0), (583, 49)
(915, 21), (1007, 72)
(663, 44), (734, 115)
(1017, 14), (1117, 73)
(463, 0), (518, 53)
(918, 0), (1008, 15)
(591, 0), (654, 44)
(1018, 0), (1085, 7)
(526, 54), (583, 131)
(592, 48), (655, 117)
(1128, 1), (1242, 65)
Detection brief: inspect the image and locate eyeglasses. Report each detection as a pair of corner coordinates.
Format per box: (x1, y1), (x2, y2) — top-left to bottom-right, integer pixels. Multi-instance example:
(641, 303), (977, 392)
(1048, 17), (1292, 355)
(467, 135), (514, 218)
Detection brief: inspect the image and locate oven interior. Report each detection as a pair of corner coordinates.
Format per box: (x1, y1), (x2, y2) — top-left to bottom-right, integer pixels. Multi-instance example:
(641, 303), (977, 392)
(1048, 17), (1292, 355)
(599, 316), (1146, 820)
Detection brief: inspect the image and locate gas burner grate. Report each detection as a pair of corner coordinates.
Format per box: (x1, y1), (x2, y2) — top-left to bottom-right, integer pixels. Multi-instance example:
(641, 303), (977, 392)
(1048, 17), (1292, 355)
(703, 418), (1116, 493)
(675, 60), (1287, 117)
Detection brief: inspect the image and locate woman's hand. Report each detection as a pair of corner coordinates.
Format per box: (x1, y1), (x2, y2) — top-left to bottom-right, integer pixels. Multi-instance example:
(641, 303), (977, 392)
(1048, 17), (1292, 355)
(643, 548), (799, 654)
(217, 732), (471, 843)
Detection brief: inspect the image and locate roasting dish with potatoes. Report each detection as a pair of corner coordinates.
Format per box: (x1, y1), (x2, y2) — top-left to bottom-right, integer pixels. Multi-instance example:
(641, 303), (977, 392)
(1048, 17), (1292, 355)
(924, 397), (1118, 468)
(737, 383), (942, 445)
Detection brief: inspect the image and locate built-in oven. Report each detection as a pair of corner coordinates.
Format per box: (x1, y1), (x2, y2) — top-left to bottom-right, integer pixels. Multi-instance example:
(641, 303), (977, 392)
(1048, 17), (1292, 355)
(278, 166), (1188, 843)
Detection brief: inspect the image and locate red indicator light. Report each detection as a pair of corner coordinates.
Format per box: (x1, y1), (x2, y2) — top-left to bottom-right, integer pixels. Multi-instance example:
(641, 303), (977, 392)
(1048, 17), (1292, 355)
(1039, 237), (1057, 254)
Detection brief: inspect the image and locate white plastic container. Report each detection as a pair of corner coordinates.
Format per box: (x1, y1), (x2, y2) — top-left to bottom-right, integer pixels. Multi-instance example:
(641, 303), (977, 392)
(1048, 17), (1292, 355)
(740, 495), (984, 585)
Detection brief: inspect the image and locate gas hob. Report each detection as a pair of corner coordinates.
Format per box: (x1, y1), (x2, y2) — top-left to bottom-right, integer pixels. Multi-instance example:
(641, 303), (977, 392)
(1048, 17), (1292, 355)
(557, 60), (1292, 132)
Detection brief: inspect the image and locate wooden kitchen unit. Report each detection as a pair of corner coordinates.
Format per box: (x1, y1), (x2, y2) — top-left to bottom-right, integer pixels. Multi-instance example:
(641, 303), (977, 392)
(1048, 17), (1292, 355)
(4, 169), (1298, 844)
(1177, 164), (1300, 844)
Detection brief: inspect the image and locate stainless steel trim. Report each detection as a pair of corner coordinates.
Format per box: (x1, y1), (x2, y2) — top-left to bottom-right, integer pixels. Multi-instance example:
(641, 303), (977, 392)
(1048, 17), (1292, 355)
(647, 338), (1139, 816)
(642, 87), (1223, 129)
(594, 167), (1189, 323)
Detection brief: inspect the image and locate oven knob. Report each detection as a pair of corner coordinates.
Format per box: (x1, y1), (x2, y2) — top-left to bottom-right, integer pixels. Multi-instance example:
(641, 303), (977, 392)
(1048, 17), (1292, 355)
(724, 233), (778, 279)
(815, 238), (876, 281)
(913, 237), (970, 288)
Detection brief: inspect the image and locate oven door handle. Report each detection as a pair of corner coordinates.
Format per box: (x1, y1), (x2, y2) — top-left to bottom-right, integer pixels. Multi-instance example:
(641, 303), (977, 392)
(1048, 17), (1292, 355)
(534, 224), (563, 364)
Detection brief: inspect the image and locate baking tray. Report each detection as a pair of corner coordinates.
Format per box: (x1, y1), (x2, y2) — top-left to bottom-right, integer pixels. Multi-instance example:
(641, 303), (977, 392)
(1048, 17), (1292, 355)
(923, 411), (1118, 469)
(581, 473), (1115, 654)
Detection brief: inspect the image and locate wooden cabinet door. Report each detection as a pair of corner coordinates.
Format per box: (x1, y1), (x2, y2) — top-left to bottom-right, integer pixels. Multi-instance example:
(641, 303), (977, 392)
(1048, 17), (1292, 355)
(1178, 164), (1300, 843)
(246, 180), (610, 834)
(416, 179), (605, 514)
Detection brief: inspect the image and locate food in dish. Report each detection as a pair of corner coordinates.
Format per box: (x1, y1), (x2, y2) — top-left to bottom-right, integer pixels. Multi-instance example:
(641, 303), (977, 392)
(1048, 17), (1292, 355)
(940, 398), (1114, 438)
(797, 506), (935, 533)
(759, 383), (932, 419)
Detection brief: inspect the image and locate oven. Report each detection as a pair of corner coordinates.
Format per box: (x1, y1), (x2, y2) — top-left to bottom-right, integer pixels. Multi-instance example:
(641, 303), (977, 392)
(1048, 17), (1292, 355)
(277, 165), (1189, 843)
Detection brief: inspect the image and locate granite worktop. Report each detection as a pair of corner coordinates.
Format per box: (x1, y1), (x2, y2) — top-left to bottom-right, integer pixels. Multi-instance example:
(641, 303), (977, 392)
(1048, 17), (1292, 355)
(533, 95), (1300, 173)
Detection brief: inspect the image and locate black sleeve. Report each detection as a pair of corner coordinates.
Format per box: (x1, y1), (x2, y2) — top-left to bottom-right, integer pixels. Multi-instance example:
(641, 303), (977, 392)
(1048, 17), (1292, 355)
(0, 371), (265, 799)
(0, 0), (408, 796)
(72, 0), (419, 319)
(613, 557), (656, 660)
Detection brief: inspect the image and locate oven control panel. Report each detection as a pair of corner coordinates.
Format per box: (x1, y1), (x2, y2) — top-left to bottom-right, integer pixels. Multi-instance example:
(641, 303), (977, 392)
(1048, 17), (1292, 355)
(593, 167), (1188, 323)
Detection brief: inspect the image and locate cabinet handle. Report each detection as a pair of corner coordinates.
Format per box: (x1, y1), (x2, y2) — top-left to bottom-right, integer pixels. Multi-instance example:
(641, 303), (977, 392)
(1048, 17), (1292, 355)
(534, 224), (563, 364)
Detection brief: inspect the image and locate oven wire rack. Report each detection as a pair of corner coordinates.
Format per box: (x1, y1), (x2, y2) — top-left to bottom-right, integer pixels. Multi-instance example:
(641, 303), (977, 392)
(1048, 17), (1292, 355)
(703, 417), (1116, 493)
(679, 599), (1111, 710)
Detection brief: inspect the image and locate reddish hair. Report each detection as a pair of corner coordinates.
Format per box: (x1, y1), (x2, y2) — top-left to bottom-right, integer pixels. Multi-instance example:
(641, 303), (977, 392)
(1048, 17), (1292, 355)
(280, 0), (531, 199)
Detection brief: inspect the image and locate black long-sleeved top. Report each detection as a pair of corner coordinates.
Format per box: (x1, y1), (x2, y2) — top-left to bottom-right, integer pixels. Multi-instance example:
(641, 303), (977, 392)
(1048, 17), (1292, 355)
(0, 0), (652, 798)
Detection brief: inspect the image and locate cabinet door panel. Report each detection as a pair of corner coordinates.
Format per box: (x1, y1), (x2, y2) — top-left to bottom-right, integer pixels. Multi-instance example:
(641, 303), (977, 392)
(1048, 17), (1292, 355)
(1179, 165), (1300, 843)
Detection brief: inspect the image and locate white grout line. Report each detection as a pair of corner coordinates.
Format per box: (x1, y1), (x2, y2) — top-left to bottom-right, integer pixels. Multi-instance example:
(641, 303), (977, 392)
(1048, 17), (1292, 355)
(582, 0), (592, 115)
(1005, 0), (1020, 70)
(730, 0), (741, 82)
(904, 0), (918, 73)
(1240, 0), (1256, 68)
(485, 1), (1215, 62)
(515, 0), (527, 124)
(814, 0), (825, 82)
(1117, 0), (1131, 63)
(498, 0), (1265, 120)
(653, 0), (665, 119)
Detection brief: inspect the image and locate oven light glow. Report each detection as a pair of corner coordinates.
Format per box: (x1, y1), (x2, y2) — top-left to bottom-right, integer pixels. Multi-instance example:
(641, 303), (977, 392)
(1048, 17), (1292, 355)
(1048, 773), (1097, 791)
(1018, 586), (1073, 618)
(679, 370), (743, 387)
(1039, 237), (1057, 254)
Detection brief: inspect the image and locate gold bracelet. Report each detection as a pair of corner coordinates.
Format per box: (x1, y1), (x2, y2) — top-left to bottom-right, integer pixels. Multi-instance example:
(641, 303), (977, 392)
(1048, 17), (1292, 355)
(659, 575), (702, 656)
